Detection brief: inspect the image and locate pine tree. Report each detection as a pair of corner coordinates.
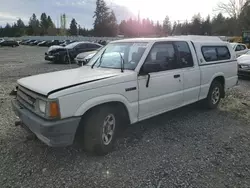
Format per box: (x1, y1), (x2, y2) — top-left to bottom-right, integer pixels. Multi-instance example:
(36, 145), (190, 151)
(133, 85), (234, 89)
(40, 13), (48, 35)
(27, 13), (40, 35)
(163, 16), (172, 36)
(93, 0), (111, 36)
(108, 10), (118, 37)
(69, 18), (78, 36)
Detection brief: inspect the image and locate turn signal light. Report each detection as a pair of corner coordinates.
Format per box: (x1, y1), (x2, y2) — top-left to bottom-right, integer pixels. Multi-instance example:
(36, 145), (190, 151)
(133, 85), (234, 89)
(49, 101), (60, 118)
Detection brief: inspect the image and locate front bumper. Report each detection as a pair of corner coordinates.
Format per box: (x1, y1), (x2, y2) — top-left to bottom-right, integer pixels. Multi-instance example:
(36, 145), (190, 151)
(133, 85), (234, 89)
(45, 54), (56, 61)
(238, 68), (250, 77)
(12, 100), (81, 147)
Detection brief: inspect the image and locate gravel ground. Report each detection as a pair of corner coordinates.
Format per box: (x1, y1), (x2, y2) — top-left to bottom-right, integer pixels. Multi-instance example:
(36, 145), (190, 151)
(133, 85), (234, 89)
(0, 46), (250, 188)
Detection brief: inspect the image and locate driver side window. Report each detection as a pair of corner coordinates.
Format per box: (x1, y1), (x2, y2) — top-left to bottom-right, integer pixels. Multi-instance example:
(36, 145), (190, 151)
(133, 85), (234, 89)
(144, 42), (179, 72)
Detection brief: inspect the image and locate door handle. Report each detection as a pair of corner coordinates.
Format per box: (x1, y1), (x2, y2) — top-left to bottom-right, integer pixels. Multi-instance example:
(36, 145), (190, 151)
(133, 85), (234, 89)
(174, 74), (180, 78)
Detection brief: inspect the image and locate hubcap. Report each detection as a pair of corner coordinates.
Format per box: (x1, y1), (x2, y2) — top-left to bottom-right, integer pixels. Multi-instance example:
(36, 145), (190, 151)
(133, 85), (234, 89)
(102, 114), (115, 145)
(211, 87), (220, 104)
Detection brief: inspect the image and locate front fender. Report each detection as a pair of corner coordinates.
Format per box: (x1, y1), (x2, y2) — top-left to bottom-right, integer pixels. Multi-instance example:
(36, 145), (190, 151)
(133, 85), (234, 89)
(74, 94), (138, 124)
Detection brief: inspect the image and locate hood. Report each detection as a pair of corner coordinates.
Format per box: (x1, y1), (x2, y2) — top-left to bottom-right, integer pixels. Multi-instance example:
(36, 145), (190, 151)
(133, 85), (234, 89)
(48, 45), (64, 52)
(76, 51), (97, 59)
(17, 66), (122, 96)
(237, 55), (250, 65)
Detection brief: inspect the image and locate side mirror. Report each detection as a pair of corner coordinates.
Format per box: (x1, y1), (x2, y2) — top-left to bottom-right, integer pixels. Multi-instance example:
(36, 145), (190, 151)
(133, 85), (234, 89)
(140, 63), (160, 75)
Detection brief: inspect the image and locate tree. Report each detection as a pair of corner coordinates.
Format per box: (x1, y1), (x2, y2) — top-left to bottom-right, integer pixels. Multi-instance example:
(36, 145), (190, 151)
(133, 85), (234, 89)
(239, 0), (250, 30)
(211, 13), (227, 35)
(69, 18), (78, 36)
(47, 16), (55, 28)
(16, 18), (26, 36)
(163, 16), (172, 36)
(201, 16), (212, 35)
(27, 13), (40, 35)
(215, 0), (246, 18)
(40, 13), (49, 35)
(190, 14), (202, 35)
(93, 0), (111, 36)
(107, 10), (118, 37)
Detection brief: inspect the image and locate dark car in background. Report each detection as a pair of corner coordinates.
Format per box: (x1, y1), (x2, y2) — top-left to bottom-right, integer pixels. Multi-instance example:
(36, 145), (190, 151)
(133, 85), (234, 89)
(0, 40), (19, 47)
(30, 40), (42, 46)
(46, 40), (60, 47)
(60, 40), (76, 47)
(37, 41), (49, 46)
(45, 42), (102, 63)
(26, 40), (37, 45)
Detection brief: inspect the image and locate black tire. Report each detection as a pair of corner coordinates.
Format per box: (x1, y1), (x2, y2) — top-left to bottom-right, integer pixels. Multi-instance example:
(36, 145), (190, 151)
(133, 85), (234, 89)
(204, 81), (223, 109)
(77, 105), (122, 155)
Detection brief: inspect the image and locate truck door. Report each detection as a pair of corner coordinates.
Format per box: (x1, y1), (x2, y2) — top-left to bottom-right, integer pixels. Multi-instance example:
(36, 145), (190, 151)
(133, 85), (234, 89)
(138, 42), (184, 120)
(175, 41), (201, 105)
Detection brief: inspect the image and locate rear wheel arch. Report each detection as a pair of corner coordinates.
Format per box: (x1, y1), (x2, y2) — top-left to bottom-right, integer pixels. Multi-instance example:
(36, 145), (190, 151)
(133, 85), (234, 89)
(211, 76), (225, 98)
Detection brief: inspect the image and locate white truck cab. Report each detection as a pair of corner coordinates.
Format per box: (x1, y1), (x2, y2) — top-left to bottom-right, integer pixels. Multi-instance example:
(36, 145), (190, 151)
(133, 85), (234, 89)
(12, 36), (238, 155)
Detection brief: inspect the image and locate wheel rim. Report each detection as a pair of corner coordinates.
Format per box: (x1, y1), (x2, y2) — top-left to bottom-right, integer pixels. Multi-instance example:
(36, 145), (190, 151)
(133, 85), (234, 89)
(102, 114), (115, 145)
(211, 86), (220, 104)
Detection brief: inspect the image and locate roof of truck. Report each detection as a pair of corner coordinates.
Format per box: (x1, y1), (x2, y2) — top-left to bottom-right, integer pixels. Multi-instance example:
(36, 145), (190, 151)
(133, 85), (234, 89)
(112, 35), (224, 43)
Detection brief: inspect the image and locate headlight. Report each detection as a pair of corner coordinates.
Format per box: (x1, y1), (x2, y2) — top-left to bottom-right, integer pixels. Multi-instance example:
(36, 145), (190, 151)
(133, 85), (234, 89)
(37, 99), (46, 114)
(36, 99), (60, 119)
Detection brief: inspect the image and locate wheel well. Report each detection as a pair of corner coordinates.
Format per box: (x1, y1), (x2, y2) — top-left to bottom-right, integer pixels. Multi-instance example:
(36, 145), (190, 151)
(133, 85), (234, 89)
(75, 102), (130, 137)
(213, 76), (225, 98)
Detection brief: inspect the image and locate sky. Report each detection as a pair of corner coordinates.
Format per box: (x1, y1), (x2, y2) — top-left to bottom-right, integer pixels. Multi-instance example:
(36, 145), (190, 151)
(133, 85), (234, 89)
(0, 0), (227, 28)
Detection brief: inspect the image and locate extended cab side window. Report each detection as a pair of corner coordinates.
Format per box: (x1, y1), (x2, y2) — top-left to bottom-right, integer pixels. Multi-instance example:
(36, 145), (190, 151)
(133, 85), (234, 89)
(144, 42), (179, 72)
(174, 41), (194, 68)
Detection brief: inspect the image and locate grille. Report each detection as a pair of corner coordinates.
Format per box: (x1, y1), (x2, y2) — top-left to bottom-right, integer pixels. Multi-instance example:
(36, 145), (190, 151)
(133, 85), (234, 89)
(17, 87), (36, 110)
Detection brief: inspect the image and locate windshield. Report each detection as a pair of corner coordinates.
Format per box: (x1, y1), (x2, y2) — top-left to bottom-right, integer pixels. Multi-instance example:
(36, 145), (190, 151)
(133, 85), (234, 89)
(87, 42), (148, 70)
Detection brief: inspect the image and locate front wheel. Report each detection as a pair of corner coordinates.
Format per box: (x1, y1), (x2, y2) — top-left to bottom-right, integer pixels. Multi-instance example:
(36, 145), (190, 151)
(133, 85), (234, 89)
(77, 105), (122, 155)
(204, 81), (223, 109)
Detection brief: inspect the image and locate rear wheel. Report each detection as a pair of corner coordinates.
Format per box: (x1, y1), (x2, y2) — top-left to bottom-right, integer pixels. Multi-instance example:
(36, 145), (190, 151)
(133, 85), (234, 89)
(77, 105), (122, 155)
(204, 81), (223, 109)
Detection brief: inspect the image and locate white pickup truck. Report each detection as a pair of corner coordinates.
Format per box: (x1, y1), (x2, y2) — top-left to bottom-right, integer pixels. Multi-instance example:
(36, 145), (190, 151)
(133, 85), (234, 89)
(12, 36), (238, 155)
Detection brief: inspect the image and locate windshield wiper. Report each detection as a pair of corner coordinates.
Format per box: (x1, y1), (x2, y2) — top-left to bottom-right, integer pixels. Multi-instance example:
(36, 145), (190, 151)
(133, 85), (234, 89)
(118, 52), (124, 73)
(91, 48), (107, 69)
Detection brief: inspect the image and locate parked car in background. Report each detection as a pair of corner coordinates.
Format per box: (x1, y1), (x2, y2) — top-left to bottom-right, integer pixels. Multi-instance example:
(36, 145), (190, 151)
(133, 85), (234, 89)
(20, 39), (30, 45)
(237, 51), (250, 77)
(37, 41), (49, 46)
(46, 40), (60, 47)
(60, 40), (76, 47)
(26, 39), (36, 45)
(31, 40), (42, 46)
(0, 38), (4, 43)
(12, 36), (238, 155)
(45, 42), (102, 63)
(0, 40), (19, 47)
(75, 50), (98, 66)
(230, 42), (249, 57)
